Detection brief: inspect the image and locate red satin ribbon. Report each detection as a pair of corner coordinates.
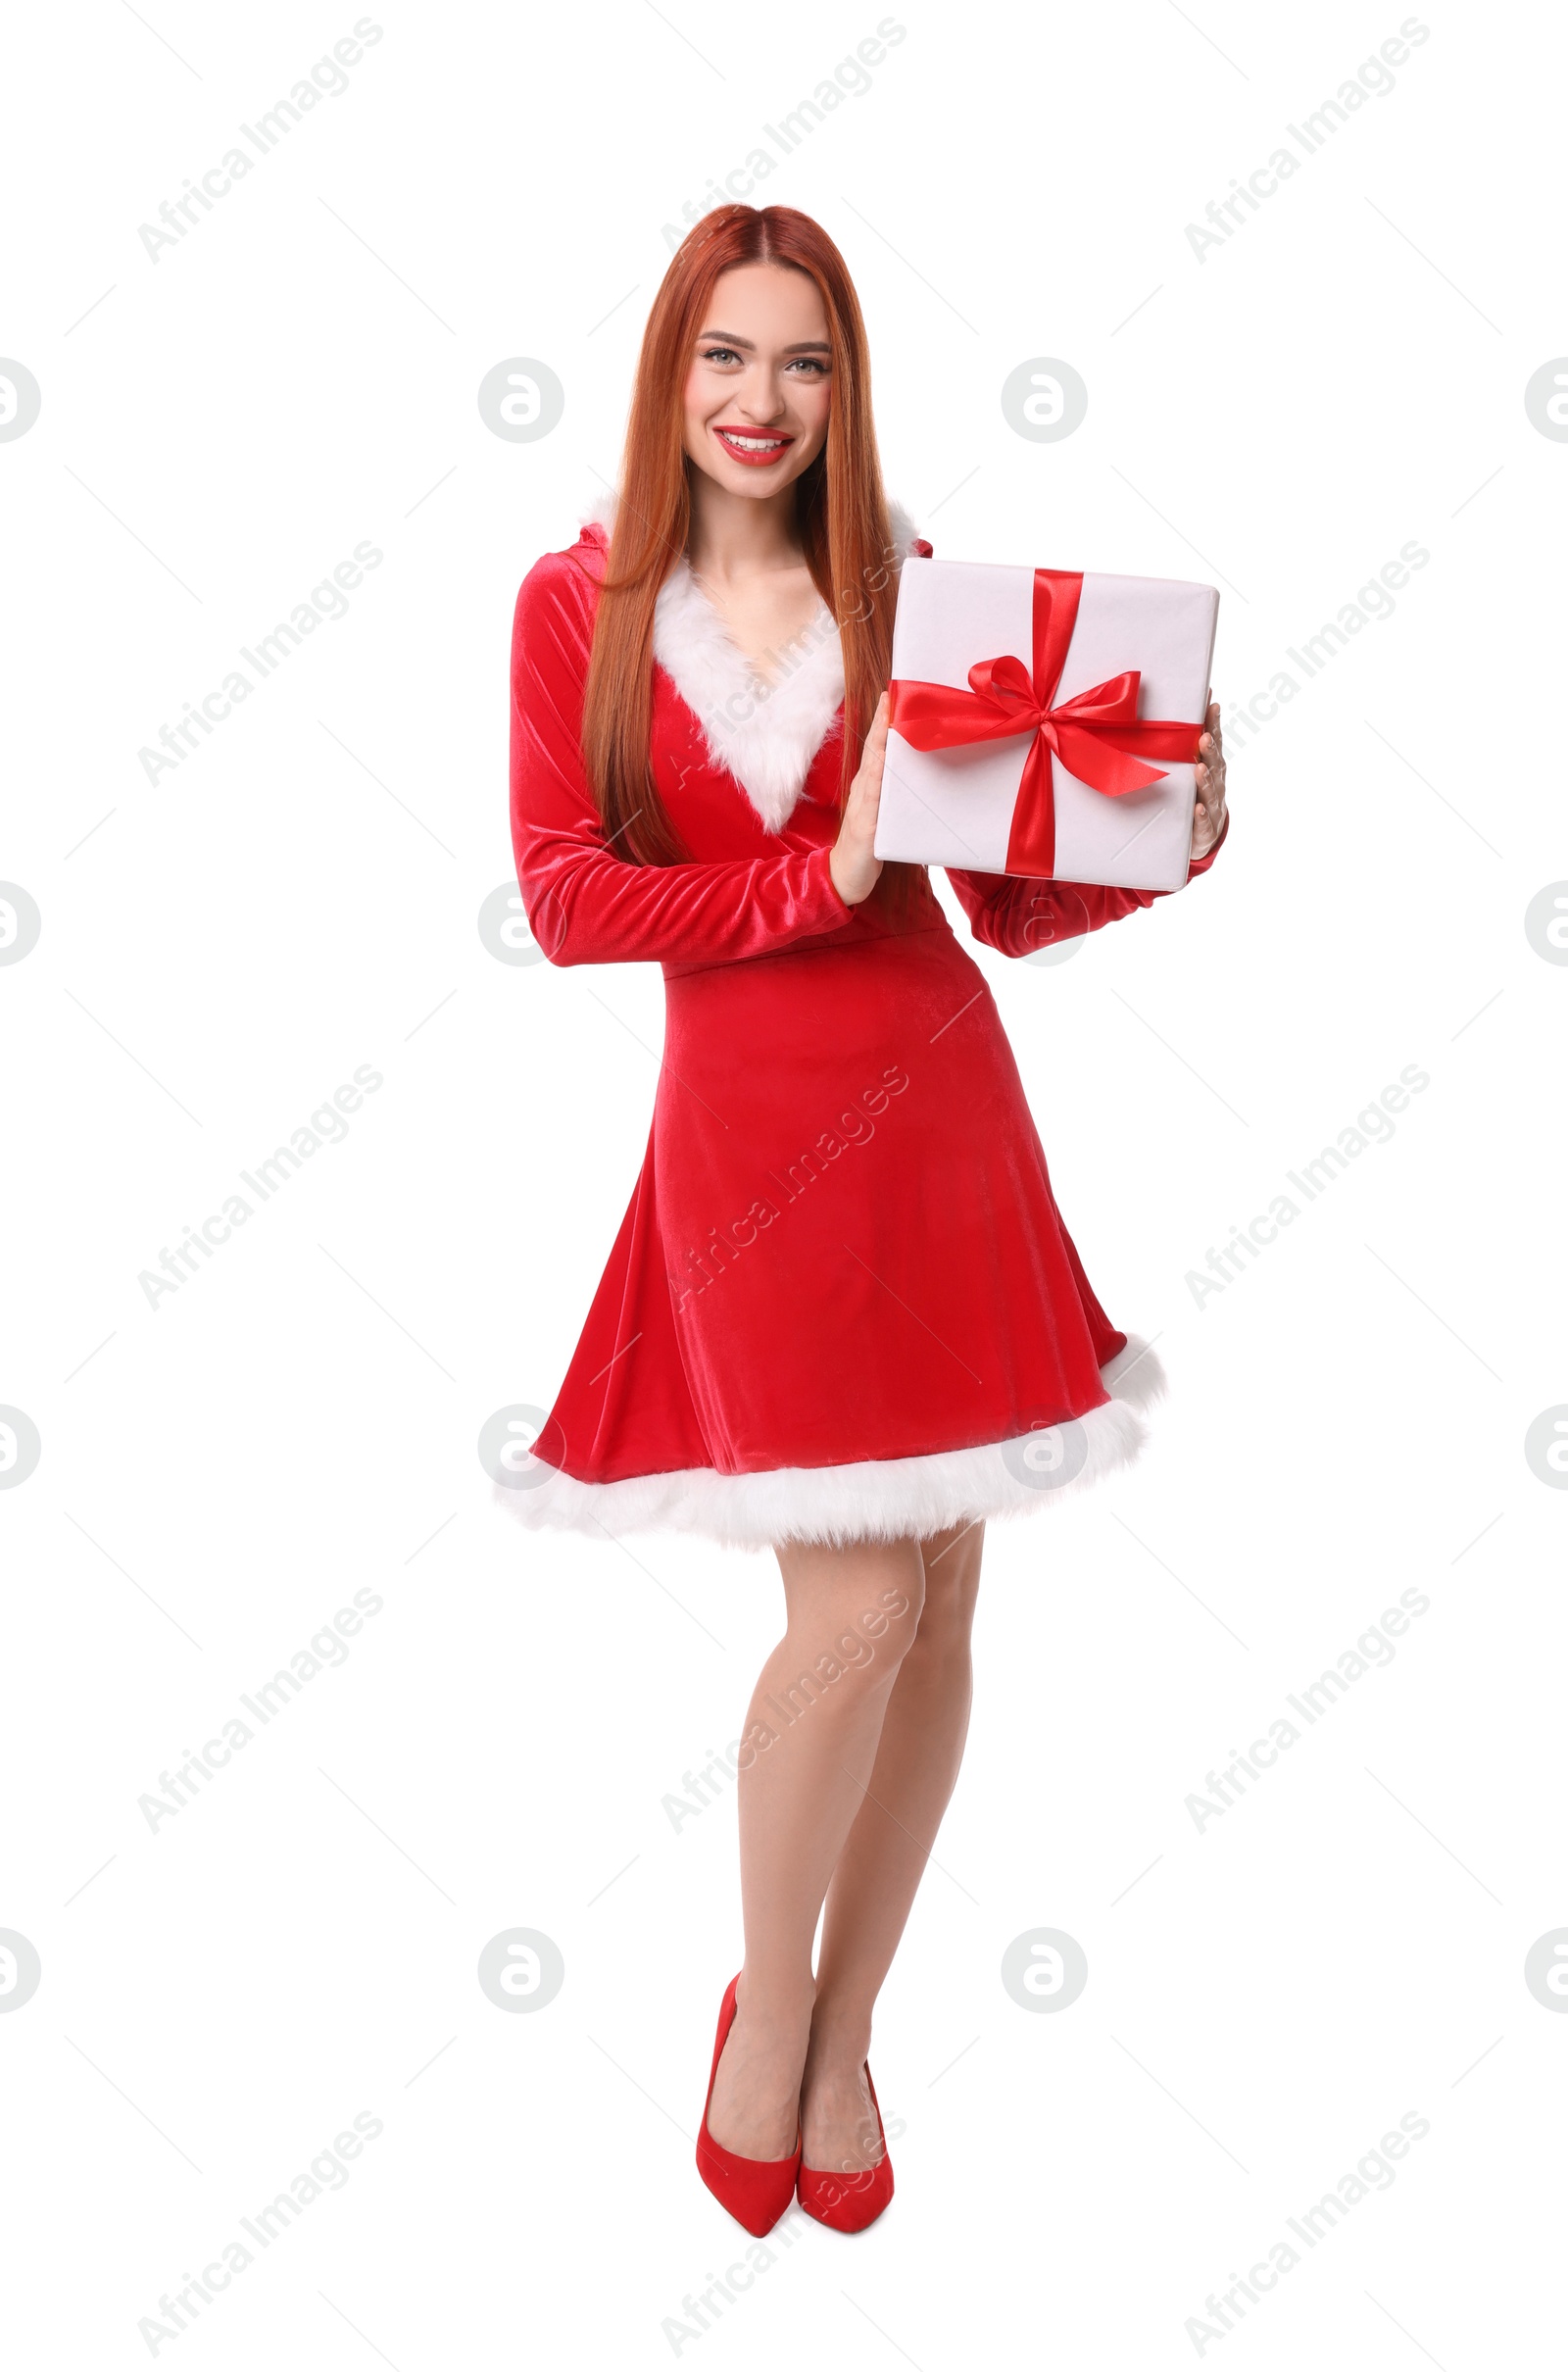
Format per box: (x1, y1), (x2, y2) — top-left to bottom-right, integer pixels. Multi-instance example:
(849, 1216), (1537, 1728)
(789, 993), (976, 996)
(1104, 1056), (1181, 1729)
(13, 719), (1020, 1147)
(887, 568), (1203, 875)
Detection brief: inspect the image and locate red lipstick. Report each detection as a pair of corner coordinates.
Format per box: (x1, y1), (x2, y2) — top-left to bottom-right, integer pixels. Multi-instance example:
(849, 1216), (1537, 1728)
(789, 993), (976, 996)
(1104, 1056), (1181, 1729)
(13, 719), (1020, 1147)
(711, 425), (795, 467)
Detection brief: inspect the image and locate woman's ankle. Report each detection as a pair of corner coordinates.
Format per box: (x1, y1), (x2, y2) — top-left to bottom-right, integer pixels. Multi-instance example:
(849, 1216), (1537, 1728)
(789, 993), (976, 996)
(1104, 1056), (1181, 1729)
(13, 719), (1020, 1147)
(736, 1967), (815, 2034)
(805, 1992), (875, 2071)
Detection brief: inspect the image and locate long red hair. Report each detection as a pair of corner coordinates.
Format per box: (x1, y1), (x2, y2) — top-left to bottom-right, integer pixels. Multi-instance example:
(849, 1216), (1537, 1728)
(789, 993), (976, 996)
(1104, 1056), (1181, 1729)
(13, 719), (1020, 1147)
(581, 205), (902, 868)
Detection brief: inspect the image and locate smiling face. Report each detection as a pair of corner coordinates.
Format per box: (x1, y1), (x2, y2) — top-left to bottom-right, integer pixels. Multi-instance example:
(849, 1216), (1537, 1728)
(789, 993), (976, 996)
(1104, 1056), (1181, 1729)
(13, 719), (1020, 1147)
(681, 262), (834, 498)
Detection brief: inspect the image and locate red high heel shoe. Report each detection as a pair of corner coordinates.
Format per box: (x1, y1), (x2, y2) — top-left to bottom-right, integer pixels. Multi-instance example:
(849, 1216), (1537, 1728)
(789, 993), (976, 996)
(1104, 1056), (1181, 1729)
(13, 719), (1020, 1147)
(695, 1975), (802, 2237)
(798, 2062), (895, 2233)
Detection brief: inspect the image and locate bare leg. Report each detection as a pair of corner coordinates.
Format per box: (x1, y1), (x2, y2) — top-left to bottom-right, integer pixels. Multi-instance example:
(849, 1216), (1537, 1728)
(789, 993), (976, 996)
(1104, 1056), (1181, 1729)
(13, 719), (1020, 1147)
(801, 1519), (984, 2171)
(705, 1534), (927, 2159)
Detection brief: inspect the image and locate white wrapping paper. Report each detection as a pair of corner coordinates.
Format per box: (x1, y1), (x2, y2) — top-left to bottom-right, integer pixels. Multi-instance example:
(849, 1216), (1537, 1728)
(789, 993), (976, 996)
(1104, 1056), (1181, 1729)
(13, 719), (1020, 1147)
(877, 560), (1219, 892)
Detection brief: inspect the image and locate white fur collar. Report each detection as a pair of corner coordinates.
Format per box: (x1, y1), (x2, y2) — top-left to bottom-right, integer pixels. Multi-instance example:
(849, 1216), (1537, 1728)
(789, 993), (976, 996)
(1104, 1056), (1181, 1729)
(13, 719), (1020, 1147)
(582, 490), (919, 832)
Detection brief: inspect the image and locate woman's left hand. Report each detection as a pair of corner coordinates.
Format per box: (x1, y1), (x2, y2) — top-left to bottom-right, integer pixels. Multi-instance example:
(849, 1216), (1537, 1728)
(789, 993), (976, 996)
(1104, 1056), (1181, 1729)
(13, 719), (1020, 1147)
(1191, 698), (1227, 861)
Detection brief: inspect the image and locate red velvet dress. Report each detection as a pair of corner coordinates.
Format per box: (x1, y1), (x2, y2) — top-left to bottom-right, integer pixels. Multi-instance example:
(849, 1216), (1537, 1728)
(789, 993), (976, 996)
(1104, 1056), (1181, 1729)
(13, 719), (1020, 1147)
(501, 517), (1225, 1549)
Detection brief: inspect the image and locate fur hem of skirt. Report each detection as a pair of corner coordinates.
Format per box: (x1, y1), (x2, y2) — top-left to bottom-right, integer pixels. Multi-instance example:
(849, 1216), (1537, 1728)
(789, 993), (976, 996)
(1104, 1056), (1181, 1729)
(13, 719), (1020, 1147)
(492, 1336), (1166, 1552)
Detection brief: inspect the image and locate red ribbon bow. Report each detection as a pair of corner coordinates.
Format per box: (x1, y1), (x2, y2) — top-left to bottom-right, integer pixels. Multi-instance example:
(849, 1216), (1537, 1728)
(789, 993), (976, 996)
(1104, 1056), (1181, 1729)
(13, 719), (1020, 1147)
(886, 568), (1203, 876)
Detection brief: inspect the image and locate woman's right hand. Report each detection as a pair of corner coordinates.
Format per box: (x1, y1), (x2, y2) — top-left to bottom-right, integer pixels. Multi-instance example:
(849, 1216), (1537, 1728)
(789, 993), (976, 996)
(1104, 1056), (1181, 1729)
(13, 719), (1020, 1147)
(830, 692), (889, 907)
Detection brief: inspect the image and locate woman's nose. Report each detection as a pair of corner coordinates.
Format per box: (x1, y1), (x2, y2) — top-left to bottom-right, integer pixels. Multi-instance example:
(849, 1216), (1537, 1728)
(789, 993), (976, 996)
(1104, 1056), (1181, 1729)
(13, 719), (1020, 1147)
(734, 375), (786, 423)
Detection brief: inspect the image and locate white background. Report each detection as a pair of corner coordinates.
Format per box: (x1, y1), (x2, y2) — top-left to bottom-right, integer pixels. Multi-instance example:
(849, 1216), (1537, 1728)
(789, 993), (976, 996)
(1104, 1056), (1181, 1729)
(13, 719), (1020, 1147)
(4, 1), (1565, 2362)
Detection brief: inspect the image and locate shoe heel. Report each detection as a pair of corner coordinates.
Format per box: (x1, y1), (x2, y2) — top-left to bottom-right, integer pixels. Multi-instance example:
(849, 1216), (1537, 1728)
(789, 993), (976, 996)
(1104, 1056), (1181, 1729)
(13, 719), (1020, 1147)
(695, 1975), (802, 2239)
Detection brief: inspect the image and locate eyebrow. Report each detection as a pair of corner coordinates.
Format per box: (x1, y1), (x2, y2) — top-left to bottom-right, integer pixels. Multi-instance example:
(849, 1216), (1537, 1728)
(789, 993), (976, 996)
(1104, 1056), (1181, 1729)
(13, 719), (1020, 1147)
(697, 330), (832, 355)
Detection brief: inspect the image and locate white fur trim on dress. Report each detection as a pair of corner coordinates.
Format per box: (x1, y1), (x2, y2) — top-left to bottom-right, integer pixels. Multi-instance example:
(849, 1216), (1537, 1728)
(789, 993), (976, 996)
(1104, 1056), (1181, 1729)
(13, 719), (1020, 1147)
(493, 1336), (1166, 1553)
(580, 492), (921, 834)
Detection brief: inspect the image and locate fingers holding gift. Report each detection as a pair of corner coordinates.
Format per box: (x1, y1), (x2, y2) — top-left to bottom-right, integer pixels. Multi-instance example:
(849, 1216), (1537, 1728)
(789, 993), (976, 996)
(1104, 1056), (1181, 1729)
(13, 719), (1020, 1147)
(832, 693), (891, 907)
(859, 690), (891, 790)
(1196, 700), (1225, 791)
(1192, 700), (1227, 854)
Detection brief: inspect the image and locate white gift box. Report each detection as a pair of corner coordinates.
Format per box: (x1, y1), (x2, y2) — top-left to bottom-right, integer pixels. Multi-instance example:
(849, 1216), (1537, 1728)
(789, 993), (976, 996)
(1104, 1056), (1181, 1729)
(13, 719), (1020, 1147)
(876, 559), (1219, 893)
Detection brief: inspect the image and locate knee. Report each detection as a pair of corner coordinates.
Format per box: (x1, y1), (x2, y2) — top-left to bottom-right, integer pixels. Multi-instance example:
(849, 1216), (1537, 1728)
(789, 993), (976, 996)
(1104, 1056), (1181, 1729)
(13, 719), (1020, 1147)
(782, 1551), (926, 1692)
(844, 1564), (925, 1681)
(916, 1523), (981, 1627)
(913, 1561), (979, 1651)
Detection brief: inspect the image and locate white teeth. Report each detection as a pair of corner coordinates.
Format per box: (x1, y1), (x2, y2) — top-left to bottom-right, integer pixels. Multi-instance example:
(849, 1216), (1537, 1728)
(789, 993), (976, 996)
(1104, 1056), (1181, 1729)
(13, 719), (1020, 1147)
(720, 432), (785, 451)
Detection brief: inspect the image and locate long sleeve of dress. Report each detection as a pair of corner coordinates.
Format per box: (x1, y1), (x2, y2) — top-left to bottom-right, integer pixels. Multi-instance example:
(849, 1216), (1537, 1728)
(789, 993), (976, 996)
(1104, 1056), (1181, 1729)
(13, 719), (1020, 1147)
(510, 552), (851, 967)
(947, 813), (1229, 959)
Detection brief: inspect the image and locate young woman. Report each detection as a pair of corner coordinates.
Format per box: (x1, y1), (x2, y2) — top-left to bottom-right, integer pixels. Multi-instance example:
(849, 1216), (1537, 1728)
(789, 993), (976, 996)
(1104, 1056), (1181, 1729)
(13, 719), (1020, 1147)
(503, 205), (1228, 2236)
